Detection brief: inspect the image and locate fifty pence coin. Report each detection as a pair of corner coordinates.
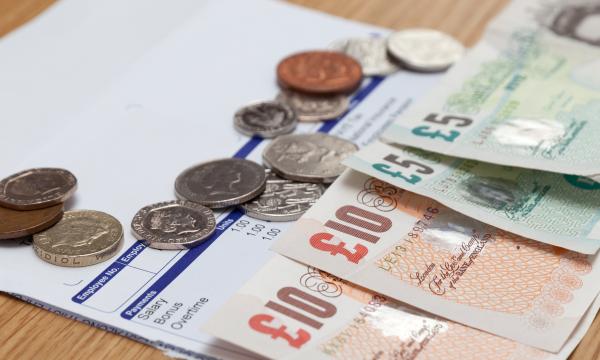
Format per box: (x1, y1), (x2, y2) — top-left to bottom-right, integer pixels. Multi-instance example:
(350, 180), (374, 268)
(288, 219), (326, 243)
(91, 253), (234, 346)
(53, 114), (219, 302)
(276, 90), (349, 122)
(33, 210), (123, 267)
(0, 168), (77, 210)
(330, 37), (400, 76)
(234, 101), (297, 138)
(263, 133), (358, 183)
(240, 170), (326, 222)
(175, 158), (267, 208)
(131, 200), (216, 250)
(387, 28), (465, 72)
(277, 51), (363, 94)
(0, 204), (63, 240)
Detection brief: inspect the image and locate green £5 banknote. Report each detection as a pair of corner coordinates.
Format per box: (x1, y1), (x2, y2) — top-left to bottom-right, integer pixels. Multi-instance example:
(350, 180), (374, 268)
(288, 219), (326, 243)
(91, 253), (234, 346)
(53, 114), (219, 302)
(344, 141), (600, 253)
(381, 27), (600, 179)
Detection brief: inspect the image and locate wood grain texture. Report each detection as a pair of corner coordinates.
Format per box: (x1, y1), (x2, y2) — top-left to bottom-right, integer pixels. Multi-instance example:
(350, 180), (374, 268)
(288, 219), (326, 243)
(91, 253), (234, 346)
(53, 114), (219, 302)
(0, 0), (598, 359)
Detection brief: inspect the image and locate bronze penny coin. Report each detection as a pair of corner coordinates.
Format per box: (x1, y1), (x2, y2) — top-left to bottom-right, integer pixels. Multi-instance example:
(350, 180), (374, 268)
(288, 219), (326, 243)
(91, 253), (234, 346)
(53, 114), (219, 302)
(276, 51), (363, 94)
(0, 168), (77, 210)
(0, 204), (63, 240)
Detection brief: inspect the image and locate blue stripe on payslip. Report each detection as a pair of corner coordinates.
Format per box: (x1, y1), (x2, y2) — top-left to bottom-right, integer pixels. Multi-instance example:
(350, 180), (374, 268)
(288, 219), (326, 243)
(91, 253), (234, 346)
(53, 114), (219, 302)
(120, 210), (244, 319)
(72, 242), (147, 303)
(74, 75), (385, 310)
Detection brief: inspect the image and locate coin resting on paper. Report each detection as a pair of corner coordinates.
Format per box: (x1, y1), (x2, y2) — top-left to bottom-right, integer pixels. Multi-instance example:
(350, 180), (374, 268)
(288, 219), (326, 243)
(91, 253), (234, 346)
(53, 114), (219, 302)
(0, 168), (126, 267)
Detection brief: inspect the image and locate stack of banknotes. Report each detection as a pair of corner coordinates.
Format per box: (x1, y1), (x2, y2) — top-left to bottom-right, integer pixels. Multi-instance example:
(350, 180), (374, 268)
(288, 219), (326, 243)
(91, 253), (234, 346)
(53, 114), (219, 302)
(201, 0), (600, 358)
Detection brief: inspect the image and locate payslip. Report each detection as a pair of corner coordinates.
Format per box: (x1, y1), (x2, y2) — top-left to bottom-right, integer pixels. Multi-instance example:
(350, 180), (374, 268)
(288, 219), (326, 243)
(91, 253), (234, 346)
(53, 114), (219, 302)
(0, 1), (439, 358)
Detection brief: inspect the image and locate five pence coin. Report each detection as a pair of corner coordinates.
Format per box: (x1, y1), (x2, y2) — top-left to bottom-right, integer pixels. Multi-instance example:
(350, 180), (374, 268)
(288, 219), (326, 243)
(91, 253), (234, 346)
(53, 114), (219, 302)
(234, 101), (297, 138)
(276, 90), (349, 122)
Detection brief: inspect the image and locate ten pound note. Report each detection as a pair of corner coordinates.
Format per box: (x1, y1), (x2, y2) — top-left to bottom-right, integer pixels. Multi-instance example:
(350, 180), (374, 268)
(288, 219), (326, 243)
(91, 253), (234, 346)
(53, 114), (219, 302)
(344, 141), (600, 254)
(270, 170), (600, 352)
(203, 255), (598, 359)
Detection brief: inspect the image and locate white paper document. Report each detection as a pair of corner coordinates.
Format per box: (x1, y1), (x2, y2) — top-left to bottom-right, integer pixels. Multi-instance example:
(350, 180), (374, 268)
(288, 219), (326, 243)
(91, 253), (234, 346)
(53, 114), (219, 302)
(0, 1), (440, 358)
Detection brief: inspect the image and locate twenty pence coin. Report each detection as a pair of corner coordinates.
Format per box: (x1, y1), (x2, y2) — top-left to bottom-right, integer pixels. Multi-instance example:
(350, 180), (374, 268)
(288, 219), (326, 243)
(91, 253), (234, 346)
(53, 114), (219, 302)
(0, 168), (77, 210)
(131, 200), (216, 250)
(277, 51), (363, 94)
(262, 133), (358, 183)
(0, 204), (63, 240)
(175, 158), (267, 208)
(33, 210), (123, 267)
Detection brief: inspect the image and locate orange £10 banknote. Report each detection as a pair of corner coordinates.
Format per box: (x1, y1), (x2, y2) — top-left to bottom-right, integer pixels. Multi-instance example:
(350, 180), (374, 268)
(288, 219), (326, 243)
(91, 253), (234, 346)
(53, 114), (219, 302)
(271, 170), (600, 352)
(203, 255), (599, 359)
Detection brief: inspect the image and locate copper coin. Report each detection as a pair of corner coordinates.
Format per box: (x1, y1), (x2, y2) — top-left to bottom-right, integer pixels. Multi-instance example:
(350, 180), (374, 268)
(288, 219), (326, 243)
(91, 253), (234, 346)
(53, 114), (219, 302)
(277, 51), (363, 94)
(0, 168), (77, 210)
(0, 204), (63, 240)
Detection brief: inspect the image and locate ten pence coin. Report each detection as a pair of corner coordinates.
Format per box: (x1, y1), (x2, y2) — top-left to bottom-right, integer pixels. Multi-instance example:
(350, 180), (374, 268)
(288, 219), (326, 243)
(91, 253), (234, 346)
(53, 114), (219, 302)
(277, 51), (363, 94)
(175, 158), (267, 208)
(0, 168), (77, 210)
(0, 204), (63, 240)
(387, 28), (465, 72)
(131, 200), (216, 250)
(262, 133), (358, 183)
(33, 210), (123, 267)
(276, 90), (349, 122)
(329, 37), (400, 76)
(234, 101), (297, 138)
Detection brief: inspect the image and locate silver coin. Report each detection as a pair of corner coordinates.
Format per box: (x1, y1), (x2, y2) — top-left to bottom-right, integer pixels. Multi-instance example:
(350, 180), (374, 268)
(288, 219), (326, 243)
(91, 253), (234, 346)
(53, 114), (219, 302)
(276, 90), (349, 122)
(234, 100), (297, 138)
(263, 133), (358, 183)
(175, 158), (267, 208)
(329, 37), (400, 76)
(0, 168), (77, 210)
(387, 28), (465, 72)
(240, 170), (326, 221)
(131, 200), (216, 250)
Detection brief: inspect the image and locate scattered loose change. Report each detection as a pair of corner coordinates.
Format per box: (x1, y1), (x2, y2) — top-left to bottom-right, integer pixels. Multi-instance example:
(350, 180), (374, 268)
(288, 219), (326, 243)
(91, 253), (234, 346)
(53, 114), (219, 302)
(7, 27), (464, 264)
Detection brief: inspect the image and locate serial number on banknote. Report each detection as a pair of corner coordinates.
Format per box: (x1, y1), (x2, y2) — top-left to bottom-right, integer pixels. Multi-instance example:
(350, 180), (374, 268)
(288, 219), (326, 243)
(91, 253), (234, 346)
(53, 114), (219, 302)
(378, 206), (439, 272)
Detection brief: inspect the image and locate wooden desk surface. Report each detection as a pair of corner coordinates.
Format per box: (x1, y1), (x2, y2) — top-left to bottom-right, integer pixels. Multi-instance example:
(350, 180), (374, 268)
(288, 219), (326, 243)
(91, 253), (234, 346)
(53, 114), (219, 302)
(0, 0), (598, 359)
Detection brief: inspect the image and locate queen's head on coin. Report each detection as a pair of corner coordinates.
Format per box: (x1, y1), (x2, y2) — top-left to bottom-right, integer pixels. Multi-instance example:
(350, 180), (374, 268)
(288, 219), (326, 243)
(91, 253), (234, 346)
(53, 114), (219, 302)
(49, 219), (111, 253)
(147, 208), (201, 235)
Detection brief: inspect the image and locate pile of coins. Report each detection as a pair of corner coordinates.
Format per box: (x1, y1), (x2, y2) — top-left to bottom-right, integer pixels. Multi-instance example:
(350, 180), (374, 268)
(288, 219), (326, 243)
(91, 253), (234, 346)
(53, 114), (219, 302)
(0, 168), (124, 267)
(130, 28), (465, 252)
(130, 132), (354, 250)
(3, 28), (464, 263)
(233, 29), (464, 140)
